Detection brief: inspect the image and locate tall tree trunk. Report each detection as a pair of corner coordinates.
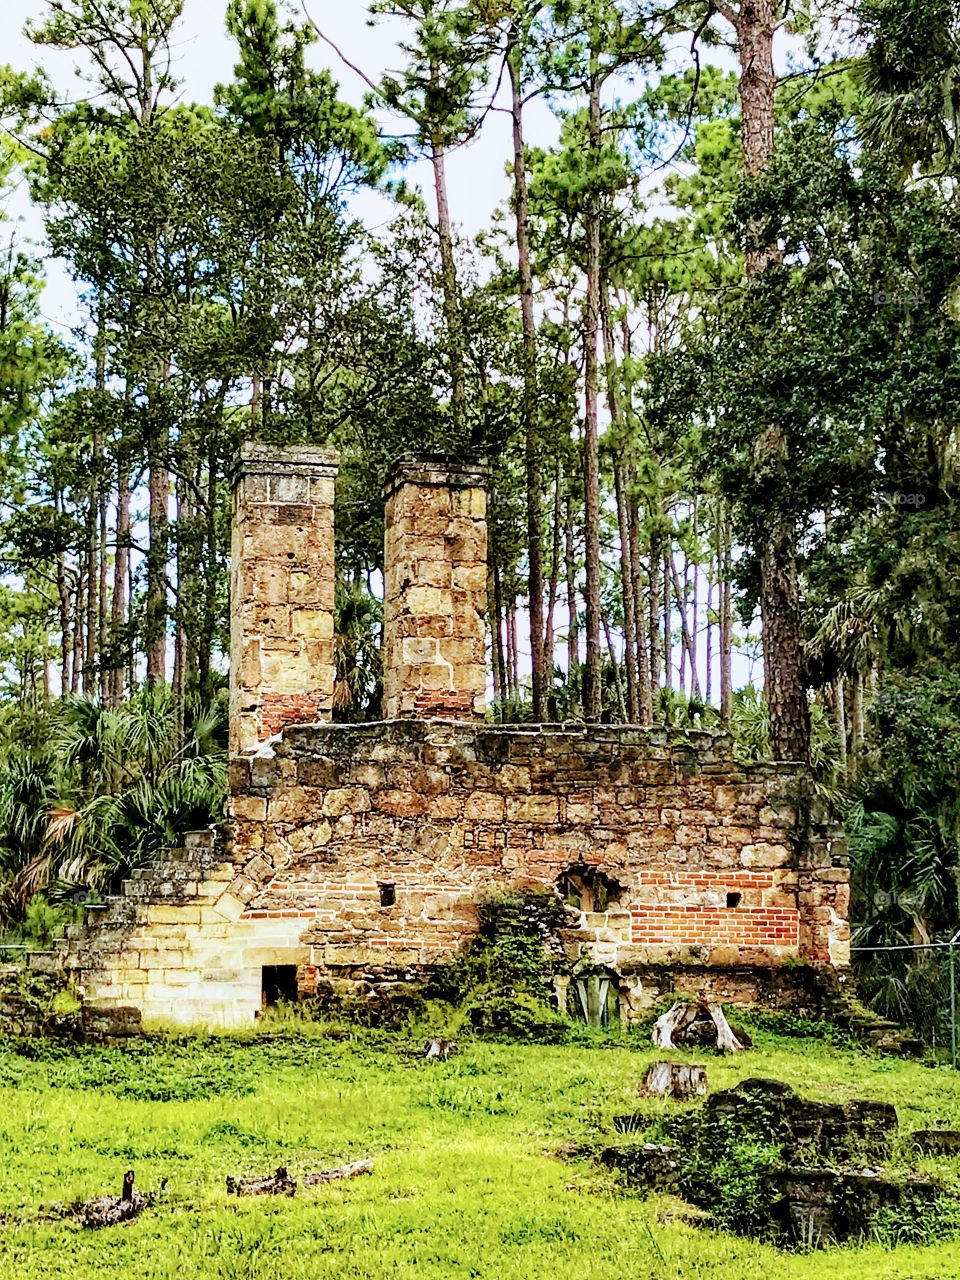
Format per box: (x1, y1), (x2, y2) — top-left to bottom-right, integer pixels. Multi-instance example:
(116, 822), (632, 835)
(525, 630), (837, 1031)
(629, 493), (652, 723)
(543, 460), (563, 695)
(57, 551), (70, 697)
(71, 573), (85, 694)
(109, 452), (131, 705)
(671, 557), (702, 701)
(706, 548), (714, 706)
(98, 483), (109, 700)
(603, 611), (625, 722)
(728, 0), (810, 762)
(679, 551), (688, 694)
(649, 527), (662, 717)
(491, 554), (507, 714)
(430, 133), (467, 439)
(85, 303), (106, 697)
(719, 510), (733, 721)
(146, 445), (168, 685)
(581, 60), (603, 723)
(663, 553), (672, 694)
(602, 299), (640, 723)
(507, 38), (545, 720)
(614, 459), (640, 722)
(834, 678), (848, 770)
(508, 601), (519, 698)
(696, 558), (701, 706)
(851, 672), (865, 777)
(565, 488), (579, 709)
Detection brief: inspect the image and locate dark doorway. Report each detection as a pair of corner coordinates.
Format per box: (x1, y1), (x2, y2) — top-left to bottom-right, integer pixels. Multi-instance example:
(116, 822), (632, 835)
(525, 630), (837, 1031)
(262, 964), (298, 1007)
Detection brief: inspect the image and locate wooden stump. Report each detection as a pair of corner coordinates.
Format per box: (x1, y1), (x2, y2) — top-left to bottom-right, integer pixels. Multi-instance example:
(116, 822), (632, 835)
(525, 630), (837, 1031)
(423, 1037), (458, 1062)
(640, 1061), (709, 1100)
(82, 1169), (163, 1229)
(652, 1001), (747, 1054)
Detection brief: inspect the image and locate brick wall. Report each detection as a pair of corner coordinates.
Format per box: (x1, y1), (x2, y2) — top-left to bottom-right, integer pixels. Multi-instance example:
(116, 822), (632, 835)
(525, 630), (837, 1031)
(225, 721), (850, 996)
(41, 723), (850, 1029)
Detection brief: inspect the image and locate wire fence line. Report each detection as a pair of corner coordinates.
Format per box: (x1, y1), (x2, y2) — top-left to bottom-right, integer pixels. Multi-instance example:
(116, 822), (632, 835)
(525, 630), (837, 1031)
(851, 929), (960, 1069)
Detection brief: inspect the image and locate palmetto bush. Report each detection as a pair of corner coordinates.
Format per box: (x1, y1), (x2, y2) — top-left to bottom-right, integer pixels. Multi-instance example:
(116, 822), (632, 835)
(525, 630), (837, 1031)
(0, 687), (227, 923)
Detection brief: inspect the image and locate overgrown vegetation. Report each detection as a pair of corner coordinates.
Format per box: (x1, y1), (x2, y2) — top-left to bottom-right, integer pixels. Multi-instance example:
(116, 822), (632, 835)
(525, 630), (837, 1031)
(430, 890), (572, 1039)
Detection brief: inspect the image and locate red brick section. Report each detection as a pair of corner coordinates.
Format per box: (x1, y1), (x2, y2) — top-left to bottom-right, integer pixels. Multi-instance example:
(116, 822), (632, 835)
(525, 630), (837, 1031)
(631, 906), (799, 947)
(413, 691), (476, 718)
(640, 871), (775, 889)
(259, 694), (323, 739)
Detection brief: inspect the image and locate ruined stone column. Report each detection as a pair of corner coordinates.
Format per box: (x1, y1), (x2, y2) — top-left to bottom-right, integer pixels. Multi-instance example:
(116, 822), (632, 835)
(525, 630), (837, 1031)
(382, 456), (488, 720)
(230, 443), (339, 754)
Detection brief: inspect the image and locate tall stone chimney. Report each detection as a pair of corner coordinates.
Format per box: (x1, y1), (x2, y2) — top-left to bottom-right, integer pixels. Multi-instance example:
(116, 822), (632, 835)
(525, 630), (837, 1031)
(381, 456), (488, 720)
(230, 443), (339, 754)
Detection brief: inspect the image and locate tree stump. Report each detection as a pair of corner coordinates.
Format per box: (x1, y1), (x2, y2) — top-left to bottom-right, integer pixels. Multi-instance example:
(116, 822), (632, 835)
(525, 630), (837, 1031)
(640, 1061), (709, 1100)
(82, 1169), (161, 1229)
(423, 1037), (458, 1061)
(652, 1001), (747, 1054)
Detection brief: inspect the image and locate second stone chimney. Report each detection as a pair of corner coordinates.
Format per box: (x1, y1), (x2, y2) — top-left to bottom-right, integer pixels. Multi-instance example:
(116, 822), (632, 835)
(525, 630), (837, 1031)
(381, 456), (488, 720)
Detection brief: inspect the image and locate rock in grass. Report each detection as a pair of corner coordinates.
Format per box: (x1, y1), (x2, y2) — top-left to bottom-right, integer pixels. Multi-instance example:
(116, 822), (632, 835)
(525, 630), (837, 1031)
(422, 1037), (458, 1061)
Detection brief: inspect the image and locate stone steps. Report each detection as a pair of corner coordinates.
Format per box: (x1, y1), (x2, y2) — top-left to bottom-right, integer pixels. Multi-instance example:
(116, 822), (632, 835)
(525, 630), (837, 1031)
(30, 830), (226, 985)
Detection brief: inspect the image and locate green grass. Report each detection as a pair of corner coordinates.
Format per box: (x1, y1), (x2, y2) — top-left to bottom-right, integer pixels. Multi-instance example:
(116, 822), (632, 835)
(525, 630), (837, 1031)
(1, 1020), (960, 1278)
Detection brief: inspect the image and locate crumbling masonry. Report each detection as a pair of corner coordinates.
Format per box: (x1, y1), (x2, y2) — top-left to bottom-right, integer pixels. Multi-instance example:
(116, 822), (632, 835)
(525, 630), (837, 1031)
(33, 447), (851, 1028)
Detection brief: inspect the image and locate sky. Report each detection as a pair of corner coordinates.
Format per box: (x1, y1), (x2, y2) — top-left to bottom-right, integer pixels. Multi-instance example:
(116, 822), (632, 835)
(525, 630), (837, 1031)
(1, 0), (754, 694)
(2, 0), (567, 336)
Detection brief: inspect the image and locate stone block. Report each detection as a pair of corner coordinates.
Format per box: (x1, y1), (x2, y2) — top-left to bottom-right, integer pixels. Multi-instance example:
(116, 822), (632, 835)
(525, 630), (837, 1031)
(211, 892), (246, 922)
(292, 608), (334, 640)
(230, 794), (267, 822)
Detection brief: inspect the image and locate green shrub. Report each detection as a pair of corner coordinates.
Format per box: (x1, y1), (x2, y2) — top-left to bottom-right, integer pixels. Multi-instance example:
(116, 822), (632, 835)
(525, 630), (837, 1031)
(429, 890), (573, 1041)
(871, 1196), (960, 1247)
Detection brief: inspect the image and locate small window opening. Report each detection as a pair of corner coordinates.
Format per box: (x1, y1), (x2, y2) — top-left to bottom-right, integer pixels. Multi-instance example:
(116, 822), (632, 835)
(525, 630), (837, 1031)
(379, 882), (396, 907)
(557, 866), (622, 913)
(262, 964), (298, 1007)
(726, 892), (742, 909)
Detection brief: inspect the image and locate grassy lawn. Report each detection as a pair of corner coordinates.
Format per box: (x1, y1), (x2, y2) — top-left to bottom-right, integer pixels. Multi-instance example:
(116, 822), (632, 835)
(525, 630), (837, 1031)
(1, 1020), (959, 1279)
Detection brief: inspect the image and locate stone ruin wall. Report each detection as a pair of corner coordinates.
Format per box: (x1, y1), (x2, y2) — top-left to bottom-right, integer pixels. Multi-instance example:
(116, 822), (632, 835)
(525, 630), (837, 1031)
(226, 720), (849, 1020)
(42, 720), (849, 1028)
(32, 447), (851, 1029)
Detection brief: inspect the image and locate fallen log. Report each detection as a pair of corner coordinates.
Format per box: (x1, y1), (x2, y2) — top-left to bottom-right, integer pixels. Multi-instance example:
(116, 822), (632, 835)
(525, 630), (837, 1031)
(226, 1166), (297, 1197)
(304, 1159), (374, 1186)
(640, 1061), (708, 1100)
(652, 1001), (748, 1054)
(82, 1169), (165, 1229)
